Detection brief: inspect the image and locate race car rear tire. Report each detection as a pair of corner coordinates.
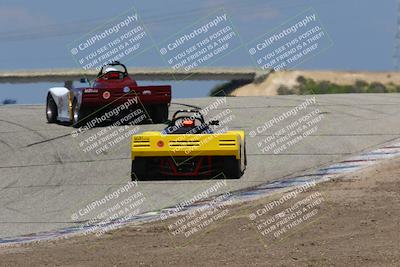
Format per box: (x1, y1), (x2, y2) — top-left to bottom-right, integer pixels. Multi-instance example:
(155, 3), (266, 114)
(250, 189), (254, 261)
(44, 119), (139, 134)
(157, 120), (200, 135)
(223, 156), (242, 179)
(150, 104), (169, 124)
(46, 94), (58, 123)
(131, 158), (148, 180)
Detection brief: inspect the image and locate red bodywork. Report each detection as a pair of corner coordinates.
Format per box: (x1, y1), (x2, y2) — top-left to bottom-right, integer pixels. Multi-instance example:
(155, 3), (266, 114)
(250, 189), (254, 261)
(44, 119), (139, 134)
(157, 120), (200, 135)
(74, 74), (171, 109)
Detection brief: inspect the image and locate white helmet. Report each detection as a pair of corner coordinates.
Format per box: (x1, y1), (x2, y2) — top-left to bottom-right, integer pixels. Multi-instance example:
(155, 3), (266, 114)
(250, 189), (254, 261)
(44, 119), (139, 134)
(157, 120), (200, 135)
(104, 67), (118, 73)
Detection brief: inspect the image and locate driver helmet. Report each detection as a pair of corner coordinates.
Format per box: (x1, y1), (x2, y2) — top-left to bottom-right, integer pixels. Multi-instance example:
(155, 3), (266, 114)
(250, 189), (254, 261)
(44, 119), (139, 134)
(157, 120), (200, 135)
(104, 67), (118, 73)
(183, 119), (195, 127)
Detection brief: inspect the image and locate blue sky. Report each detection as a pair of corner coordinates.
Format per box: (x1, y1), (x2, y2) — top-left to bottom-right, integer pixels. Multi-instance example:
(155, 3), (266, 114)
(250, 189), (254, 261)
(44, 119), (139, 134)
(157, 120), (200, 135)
(0, 0), (397, 103)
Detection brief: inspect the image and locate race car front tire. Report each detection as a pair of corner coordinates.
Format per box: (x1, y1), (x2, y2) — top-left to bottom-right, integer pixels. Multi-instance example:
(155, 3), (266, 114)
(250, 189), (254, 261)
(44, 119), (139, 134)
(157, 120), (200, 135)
(46, 94), (58, 123)
(223, 156), (242, 179)
(150, 104), (169, 124)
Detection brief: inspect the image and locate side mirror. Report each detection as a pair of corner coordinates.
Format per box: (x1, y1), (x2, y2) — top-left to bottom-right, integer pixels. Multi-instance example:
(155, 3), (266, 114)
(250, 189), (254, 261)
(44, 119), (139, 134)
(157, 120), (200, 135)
(209, 120), (219, 126)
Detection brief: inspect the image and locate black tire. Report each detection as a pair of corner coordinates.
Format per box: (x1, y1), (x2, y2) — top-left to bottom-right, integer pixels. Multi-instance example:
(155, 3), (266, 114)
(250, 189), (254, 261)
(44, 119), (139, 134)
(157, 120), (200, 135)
(223, 156), (242, 179)
(131, 158), (148, 180)
(46, 94), (58, 123)
(150, 104), (169, 124)
(131, 161), (136, 181)
(131, 107), (150, 125)
(72, 99), (85, 128)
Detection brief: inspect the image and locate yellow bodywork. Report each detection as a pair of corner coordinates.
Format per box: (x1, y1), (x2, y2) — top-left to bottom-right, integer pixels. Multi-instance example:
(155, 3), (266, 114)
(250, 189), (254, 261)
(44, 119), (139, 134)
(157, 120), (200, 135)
(131, 131), (245, 160)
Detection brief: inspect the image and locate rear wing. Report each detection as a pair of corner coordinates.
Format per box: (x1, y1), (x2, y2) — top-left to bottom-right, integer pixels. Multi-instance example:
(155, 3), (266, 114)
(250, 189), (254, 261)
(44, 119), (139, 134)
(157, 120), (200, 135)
(131, 131), (243, 160)
(81, 85), (171, 104)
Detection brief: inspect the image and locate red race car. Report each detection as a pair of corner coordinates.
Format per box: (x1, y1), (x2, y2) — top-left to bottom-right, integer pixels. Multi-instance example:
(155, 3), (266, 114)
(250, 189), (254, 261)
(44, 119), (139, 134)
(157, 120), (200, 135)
(46, 61), (171, 127)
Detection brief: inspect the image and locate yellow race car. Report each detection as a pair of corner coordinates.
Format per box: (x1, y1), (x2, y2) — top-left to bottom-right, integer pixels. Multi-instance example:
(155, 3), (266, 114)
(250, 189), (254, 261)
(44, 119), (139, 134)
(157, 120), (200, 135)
(131, 110), (246, 180)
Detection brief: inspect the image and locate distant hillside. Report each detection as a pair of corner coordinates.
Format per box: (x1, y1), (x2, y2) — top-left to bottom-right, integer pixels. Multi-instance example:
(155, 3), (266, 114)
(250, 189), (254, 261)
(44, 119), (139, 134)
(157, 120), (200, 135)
(229, 70), (400, 96)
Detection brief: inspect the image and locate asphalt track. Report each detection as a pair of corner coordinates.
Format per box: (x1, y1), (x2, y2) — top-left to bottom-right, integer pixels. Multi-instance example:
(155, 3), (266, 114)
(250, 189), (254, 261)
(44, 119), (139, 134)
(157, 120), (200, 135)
(1, 94), (400, 238)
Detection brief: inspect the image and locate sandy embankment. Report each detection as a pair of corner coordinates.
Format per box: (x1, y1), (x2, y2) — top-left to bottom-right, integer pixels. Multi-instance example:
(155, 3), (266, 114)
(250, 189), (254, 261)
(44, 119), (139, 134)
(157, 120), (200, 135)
(231, 70), (400, 96)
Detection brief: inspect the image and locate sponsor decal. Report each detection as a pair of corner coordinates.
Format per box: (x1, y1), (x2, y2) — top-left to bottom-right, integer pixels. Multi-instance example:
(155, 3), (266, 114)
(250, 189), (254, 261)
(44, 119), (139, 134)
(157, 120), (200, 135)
(84, 88), (99, 93)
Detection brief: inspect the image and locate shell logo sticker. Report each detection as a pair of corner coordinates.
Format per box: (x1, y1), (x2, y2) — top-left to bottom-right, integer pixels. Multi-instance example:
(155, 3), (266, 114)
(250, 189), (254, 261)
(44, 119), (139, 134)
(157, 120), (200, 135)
(102, 91), (111, 99)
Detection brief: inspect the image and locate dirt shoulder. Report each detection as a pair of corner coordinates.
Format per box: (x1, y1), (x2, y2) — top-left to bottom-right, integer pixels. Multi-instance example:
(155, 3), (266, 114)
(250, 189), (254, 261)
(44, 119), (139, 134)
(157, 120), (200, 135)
(1, 158), (400, 267)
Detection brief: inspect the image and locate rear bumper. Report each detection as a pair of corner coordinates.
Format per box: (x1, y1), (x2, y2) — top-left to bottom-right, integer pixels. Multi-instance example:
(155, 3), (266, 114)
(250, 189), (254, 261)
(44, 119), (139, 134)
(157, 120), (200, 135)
(131, 133), (242, 160)
(132, 149), (238, 159)
(141, 156), (224, 177)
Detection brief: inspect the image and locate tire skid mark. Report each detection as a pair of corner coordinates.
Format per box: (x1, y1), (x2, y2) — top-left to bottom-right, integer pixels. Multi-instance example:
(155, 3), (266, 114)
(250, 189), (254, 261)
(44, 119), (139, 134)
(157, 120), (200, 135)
(0, 119), (48, 140)
(0, 119), (63, 210)
(25, 133), (72, 147)
(0, 138), (14, 151)
(24, 102), (200, 147)
(0, 157), (130, 169)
